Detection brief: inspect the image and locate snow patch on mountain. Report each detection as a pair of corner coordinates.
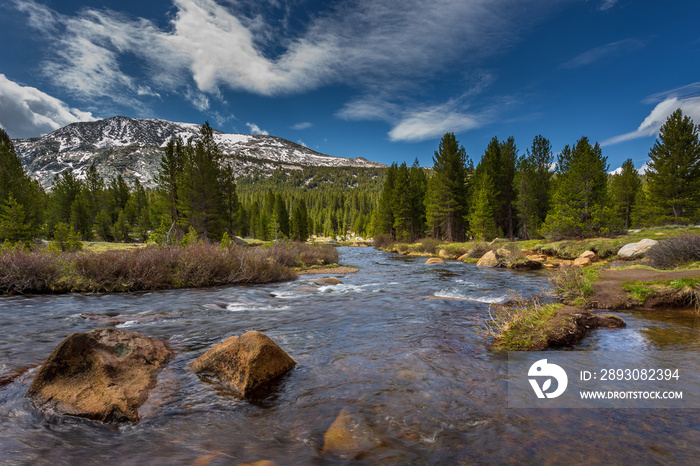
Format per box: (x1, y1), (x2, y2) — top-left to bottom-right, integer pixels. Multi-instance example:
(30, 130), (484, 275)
(13, 116), (384, 189)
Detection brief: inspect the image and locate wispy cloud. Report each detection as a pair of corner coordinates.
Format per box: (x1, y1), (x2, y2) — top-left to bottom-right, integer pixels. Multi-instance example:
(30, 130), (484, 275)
(291, 121), (313, 130)
(561, 38), (644, 68)
(14, 0), (561, 117)
(388, 102), (490, 142)
(598, 0), (618, 11)
(0, 73), (95, 138)
(246, 122), (268, 135)
(603, 82), (700, 146)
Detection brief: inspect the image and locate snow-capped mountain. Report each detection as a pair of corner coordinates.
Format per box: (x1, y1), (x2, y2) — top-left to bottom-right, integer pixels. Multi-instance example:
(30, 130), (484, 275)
(608, 162), (650, 176)
(12, 116), (385, 189)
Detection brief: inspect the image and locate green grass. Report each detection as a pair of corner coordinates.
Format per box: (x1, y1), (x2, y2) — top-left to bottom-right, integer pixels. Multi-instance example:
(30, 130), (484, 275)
(622, 277), (700, 303)
(485, 298), (562, 350)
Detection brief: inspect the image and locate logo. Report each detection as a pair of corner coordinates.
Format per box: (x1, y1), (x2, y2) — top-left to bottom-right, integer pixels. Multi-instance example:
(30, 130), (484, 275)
(528, 359), (568, 399)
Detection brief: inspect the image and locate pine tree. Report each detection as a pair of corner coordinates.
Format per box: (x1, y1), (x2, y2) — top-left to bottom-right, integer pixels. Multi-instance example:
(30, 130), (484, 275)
(157, 137), (185, 224)
(646, 108), (700, 222)
(498, 136), (518, 239)
(425, 133), (470, 241)
(0, 195), (31, 243)
(0, 128), (43, 241)
(541, 137), (613, 238)
(377, 163), (397, 238)
(515, 135), (553, 239)
(178, 122), (227, 239)
(275, 194), (290, 238)
(609, 158), (641, 229)
(469, 173), (501, 241)
(392, 162), (413, 242)
(408, 158), (427, 240)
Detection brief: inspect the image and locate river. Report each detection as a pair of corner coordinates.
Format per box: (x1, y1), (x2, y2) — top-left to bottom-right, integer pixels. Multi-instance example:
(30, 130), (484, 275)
(1, 247), (699, 464)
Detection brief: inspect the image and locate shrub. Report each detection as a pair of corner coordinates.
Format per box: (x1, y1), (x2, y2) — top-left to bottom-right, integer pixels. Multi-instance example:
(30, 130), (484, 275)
(373, 234), (394, 250)
(416, 238), (442, 255)
(52, 222), (82, 252)
(483, 295), (561, 350)
(549, 266), (592, 304)
(0, 249), (62, 294)
(466, 242), (491, 258)
(647, 233), (700, 269)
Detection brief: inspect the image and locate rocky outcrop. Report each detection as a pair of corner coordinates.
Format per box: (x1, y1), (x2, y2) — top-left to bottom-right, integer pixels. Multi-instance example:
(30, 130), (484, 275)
(315, 277), (343, 286)
(425, 257), (446, 265)
(192, 331), (296, 396)
(617, 239), (658, 260)
(26, 328), (171, 423)
(322, 408), (378, 458)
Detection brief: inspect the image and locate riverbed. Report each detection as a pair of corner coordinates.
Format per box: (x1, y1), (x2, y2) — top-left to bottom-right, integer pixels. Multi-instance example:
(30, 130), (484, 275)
(1, 247), (698, 464)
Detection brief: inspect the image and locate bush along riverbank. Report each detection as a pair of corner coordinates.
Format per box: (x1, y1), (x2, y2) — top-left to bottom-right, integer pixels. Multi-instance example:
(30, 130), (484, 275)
(0, 242), (339, 295)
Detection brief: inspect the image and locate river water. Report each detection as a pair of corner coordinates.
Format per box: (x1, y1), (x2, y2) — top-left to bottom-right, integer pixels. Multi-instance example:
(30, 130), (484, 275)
(1, 247), (699, 464)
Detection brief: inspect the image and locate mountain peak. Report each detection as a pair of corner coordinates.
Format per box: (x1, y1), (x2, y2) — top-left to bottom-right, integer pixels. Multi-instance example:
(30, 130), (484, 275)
(13, 116), (385, 189)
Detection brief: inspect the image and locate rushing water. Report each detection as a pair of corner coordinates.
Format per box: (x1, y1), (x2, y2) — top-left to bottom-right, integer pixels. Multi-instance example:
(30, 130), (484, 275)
(1, 247), (699, 464)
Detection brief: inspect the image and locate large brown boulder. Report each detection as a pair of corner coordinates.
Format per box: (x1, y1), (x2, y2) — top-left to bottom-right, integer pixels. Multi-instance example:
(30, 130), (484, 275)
(26, 328), (171, 423)
(192, 331), (296, 396)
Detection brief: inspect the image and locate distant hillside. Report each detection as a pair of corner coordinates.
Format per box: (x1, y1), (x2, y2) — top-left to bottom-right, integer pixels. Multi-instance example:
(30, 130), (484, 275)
(12, 116), (385, 189)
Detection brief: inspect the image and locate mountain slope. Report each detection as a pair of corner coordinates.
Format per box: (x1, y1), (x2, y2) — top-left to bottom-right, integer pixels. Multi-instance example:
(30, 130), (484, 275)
(12, 116), (384, 189)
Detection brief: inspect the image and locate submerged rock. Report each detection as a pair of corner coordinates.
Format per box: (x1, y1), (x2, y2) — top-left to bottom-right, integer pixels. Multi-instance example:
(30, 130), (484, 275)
(617, 239), (658, 260)
(322, 408), (378, 458)
(425, 257), (446, 265)
(315, 277), (343, 286)
(192, 331), (296, 397)
(26, 328), (171, 423)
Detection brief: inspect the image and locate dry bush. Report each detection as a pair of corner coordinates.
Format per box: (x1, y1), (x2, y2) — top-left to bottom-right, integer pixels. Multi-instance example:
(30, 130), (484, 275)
(231, 247), (297, 284)
(647, 233), (700, 269)
(372, 234), (394, 250)
(549, 266), (591, 303)
(0, 250), (62, 294)
(269, 242), (338, 268)
(416, 238), (442, 255)
(467, 242), (491, 258)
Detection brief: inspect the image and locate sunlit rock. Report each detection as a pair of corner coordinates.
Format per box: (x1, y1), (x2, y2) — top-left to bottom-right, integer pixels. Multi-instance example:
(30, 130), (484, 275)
(476, 250), (501, 267)
(425, 257), (446, 265)
(192, 331), (295, 397)
(617, 239), (658, 260)
(322, 408), (378, 458)
(315, 277), (342, 286)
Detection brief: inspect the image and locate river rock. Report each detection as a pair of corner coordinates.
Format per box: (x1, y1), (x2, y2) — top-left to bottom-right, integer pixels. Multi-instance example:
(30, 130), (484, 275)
(192, 330), (296, 397)
(315, 277), (343, 286)
(574, 250), (597, 267)
(476, 250), (501, 267)
(617, 239), (658, 260)
(456, 253), (469, 262)
(26, 328), (171, 423)
(508, 260), (544, 270)
(438, 249), (450, 259)
(425, 257), (446, 265)
(322, 408), (378, 458)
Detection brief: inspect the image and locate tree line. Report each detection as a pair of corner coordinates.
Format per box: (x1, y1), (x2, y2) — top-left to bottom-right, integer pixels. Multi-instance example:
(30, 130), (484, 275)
(376, 108), (700, 242)
(0, 122), (381, 246)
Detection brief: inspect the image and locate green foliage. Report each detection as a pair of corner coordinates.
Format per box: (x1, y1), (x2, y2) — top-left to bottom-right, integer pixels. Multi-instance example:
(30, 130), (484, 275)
(516, 135), (553, 239)
(646, 108), (700, 222)
(541, 137), (614, 238)
(425, 133), (471, 241)
(51, 222), (83, 251)
(0, 128), (44, 242)
(609, 158), (641, 229)
(469, 173), (501, 241)
(180, 226), (200, 248)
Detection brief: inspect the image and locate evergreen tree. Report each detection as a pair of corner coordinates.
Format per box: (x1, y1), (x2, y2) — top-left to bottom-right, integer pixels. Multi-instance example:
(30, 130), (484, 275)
(49, 171), (83, 229)
(498, 136), (518, 239)
(178, 122), (227, 239)
(376, 163), (397, 238)
(515, 135), (553, 239)
(392, 162), (413, 242)
(157, 137), (185, 224)
(541, 137), (614, 238)
(408, 159), (428, 240)
(469, 173), (501, 241)
(0, 128), (43, 241)
(275, 194), (290, 238)
(0, 195), (31, 243)
(646, 108), (700, 222)
(425, 133), (470, 241)
(609, 158), (641, 229)
(292, 199), (309, 242)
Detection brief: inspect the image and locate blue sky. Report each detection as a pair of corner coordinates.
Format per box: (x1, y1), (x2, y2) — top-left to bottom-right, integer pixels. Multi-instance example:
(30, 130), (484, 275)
(1, 0), (699, 171)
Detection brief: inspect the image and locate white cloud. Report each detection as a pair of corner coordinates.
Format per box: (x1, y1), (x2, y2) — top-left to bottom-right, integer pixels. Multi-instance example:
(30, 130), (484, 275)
(562, 39), (644, 69)
(0, 73), (96, 138)
(246, 122), (268, 135)
(14, 0), (560, 112)
(602, 96), (700, 146)
(296, 139), (307, 147)
(388, 104), (487, 142)
(291, 121), (313, 130)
